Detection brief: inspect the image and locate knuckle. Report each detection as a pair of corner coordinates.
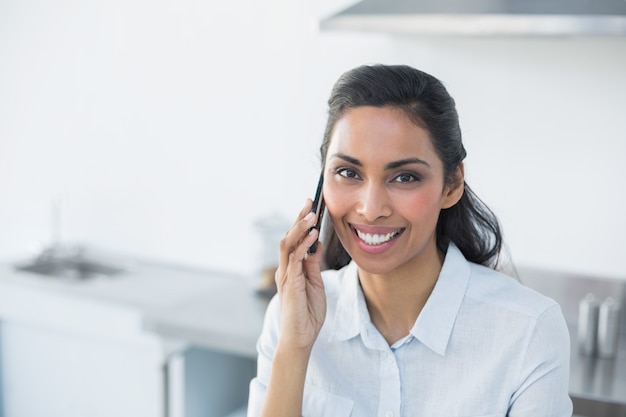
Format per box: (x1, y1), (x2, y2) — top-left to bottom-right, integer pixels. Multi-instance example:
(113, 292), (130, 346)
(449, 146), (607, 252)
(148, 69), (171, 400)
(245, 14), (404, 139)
(288, 251), (299, 263)
(279, 236), (290, 251)
(274, 270), (284, 286)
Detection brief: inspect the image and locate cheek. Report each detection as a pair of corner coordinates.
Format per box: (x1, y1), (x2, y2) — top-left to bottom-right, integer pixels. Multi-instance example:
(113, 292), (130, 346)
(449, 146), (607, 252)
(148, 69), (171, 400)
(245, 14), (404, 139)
(322, 183), (346, 219)
(396, 189), (444, 220)
(323, 182), (359, 230)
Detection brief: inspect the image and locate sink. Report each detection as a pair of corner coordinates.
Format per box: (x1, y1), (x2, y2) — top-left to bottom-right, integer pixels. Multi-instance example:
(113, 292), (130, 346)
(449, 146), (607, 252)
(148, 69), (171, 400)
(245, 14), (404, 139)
(16, 259), (125, 279)
(14, 246), (127, 280)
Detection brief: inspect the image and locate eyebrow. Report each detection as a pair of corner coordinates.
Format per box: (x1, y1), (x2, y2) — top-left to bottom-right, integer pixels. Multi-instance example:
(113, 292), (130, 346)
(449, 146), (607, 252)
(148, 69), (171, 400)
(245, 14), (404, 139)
(331, 153), (431, 169)
(385, 157), (431, 170)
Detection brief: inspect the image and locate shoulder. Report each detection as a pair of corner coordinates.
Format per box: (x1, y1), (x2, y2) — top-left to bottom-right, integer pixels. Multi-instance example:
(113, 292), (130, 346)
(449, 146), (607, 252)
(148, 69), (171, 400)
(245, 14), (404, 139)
(460, 262), (571, 373)
(465, 262), (560, 320)
(442, 243), (561, 322)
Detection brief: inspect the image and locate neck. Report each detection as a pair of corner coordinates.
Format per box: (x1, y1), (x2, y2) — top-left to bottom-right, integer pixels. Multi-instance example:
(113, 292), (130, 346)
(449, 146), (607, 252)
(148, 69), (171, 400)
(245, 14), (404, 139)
(358, 245), (444, 345)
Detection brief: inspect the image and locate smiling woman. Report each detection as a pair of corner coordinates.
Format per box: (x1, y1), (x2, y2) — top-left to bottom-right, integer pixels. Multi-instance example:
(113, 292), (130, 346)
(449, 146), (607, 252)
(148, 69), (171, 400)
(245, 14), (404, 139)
(319, 66), (502, 273)
(247, 64), (573, 417)
(322, 105), (464, 277)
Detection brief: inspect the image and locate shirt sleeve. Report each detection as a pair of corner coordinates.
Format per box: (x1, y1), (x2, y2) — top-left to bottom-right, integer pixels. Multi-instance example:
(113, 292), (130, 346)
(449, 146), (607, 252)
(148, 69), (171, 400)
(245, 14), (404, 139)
(508, 303), (573, 416)
(247, 295), (281, 417)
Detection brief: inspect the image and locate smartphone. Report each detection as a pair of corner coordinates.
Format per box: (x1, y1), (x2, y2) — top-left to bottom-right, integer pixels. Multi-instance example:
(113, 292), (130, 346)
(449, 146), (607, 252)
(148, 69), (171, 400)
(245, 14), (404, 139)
(308, 173), (325, 255)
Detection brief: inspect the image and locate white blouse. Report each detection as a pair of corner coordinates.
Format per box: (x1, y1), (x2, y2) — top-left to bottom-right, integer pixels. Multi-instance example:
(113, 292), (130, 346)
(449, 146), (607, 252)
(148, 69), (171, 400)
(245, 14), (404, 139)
(248, 243), (573, 417)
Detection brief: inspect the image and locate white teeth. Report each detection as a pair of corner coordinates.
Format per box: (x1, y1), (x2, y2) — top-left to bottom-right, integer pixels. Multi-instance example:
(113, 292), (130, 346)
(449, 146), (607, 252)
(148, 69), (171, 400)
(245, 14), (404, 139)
(356, 229), (400, 245)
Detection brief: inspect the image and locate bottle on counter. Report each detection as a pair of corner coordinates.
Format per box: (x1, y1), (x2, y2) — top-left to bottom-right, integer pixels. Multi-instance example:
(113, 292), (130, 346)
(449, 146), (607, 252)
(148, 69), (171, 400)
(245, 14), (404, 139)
(597, 297), (621, 359)
(578, 293), (600, 356)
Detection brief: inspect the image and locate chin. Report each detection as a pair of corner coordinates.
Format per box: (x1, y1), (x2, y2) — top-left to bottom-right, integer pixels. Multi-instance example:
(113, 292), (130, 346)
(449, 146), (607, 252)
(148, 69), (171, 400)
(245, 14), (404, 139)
(345, 252), (402, 276)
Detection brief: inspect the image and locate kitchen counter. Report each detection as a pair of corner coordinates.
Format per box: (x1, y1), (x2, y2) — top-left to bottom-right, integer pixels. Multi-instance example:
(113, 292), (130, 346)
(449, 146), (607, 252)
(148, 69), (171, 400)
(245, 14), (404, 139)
(141, 279), (268, 358)
(569, 326), (626, 406)
(0, 249), (267, 357)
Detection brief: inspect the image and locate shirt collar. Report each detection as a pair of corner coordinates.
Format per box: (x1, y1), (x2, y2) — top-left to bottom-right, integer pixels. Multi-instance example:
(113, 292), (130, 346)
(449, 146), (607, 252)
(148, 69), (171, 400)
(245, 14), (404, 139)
(328, 261), (363, 343)
(410, 243), (470, 356)
(328, 243), (471, 356)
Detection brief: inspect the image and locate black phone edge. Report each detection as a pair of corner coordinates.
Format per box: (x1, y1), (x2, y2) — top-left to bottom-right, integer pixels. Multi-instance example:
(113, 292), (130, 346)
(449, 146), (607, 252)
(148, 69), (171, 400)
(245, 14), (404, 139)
(308, 174), (325, 255)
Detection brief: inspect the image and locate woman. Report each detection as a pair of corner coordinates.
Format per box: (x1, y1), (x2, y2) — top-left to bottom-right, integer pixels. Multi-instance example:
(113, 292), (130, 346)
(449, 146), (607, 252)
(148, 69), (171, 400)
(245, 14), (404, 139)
(248, 64), (572, 416)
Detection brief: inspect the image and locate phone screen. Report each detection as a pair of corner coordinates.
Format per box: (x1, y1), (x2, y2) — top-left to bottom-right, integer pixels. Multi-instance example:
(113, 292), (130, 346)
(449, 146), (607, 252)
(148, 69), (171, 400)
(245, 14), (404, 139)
(308, 174), (325, 255)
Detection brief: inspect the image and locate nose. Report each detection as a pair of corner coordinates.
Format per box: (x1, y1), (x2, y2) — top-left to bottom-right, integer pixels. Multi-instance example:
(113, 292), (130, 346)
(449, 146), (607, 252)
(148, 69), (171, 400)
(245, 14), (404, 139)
(355, 181), (392, 221)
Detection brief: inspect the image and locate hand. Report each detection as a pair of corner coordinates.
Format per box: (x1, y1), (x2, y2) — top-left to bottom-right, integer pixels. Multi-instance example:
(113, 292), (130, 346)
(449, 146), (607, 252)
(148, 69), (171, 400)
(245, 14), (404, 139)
(275, 199), (327, 352)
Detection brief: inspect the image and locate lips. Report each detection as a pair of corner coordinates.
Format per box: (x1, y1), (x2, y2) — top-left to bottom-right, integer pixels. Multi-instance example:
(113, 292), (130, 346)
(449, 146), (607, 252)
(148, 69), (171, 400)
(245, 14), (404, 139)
(351, 224), (404, 247)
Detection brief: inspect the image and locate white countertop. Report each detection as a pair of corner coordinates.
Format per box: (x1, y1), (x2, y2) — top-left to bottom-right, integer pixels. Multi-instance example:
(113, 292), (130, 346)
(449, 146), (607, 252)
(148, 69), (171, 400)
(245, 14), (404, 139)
(142, 282), (269, 358)
(0, 248), (268, 358)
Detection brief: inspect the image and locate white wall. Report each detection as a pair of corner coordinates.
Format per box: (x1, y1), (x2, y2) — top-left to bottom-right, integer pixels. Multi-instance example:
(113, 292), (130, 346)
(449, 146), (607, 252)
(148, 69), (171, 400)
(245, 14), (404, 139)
(1, 0), (625, 280)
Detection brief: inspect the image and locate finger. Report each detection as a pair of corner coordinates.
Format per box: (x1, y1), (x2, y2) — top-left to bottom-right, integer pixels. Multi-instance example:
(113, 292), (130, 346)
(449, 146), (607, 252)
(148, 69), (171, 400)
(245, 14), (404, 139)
(279, 212), (314, 264)
(276, 227), (318, 294)
(287, 199), (313, 233)
(276, 202), (317, 285)
(285, 227), (319, 285)
(303, 241), (324, 282)
(282, 215), (317, 273)
(299, 198), (314, 218)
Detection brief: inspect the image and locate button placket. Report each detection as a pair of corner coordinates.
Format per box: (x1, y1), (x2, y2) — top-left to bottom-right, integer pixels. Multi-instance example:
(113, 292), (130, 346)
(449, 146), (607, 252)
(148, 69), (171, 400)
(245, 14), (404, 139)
(378, 349), (401, 417)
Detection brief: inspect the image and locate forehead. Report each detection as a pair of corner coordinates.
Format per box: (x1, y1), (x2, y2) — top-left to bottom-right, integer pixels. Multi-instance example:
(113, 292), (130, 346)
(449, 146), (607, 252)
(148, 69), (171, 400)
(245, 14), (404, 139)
(327, 106), (440, 165)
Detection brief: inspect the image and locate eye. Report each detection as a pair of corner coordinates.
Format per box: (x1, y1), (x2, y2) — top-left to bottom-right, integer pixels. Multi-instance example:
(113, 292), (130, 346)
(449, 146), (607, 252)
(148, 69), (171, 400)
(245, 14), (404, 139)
(335, 167), (361, 180)
(392, 172), (420, 184)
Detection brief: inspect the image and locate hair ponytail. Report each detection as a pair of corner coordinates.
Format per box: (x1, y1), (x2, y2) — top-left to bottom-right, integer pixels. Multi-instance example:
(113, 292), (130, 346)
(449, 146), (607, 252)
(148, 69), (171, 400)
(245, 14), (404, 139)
(437, 183), (502, 269)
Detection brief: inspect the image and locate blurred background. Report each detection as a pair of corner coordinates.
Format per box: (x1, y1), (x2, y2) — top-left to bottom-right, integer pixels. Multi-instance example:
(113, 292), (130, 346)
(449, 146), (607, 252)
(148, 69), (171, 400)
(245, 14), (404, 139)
(1, 0), (625, 279)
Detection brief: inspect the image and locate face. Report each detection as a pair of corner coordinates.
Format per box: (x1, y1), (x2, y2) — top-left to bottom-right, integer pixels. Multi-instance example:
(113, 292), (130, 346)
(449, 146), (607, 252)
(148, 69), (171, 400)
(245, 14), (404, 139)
(323, 106), (462, 276)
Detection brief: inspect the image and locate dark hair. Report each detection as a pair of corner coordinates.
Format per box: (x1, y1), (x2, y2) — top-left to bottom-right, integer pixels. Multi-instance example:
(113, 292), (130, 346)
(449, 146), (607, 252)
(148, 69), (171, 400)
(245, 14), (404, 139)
(320, 64), (503, 270)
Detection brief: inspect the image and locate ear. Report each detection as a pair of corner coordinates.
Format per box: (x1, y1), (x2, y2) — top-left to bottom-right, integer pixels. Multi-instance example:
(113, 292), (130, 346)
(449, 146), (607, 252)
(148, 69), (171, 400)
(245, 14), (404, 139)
(442, 163), (465, 209)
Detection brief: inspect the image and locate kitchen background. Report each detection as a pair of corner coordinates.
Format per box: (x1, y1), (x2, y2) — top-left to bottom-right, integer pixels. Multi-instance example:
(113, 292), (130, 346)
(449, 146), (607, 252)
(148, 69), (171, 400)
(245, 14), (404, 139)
(1, 1), (626, 417)
(1, 0), (625, 281)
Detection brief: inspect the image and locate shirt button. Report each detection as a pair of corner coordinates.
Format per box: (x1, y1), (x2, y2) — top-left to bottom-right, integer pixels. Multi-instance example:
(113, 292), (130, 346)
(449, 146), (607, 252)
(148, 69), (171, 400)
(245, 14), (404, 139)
(386, 411), (394, 417)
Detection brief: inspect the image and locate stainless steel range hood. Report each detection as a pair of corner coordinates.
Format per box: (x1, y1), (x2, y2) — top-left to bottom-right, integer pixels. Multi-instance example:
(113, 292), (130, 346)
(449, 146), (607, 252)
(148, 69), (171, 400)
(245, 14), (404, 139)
(319, 0), (626, 36)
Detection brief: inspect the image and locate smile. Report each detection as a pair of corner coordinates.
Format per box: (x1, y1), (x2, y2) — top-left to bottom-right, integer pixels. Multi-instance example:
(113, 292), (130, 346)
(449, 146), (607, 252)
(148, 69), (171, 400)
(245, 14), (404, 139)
(352, 225), (404, 246)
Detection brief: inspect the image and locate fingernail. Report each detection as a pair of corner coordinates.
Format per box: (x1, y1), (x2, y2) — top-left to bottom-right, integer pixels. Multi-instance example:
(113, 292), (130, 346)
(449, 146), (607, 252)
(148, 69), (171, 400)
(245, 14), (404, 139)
(304, 212), (314, 221)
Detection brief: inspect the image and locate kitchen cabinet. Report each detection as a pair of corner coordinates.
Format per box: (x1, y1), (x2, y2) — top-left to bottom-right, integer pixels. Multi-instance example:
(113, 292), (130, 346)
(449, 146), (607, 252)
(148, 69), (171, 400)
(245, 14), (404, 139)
(0, 281), (166, 417)
(0, 321), (162, 417)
